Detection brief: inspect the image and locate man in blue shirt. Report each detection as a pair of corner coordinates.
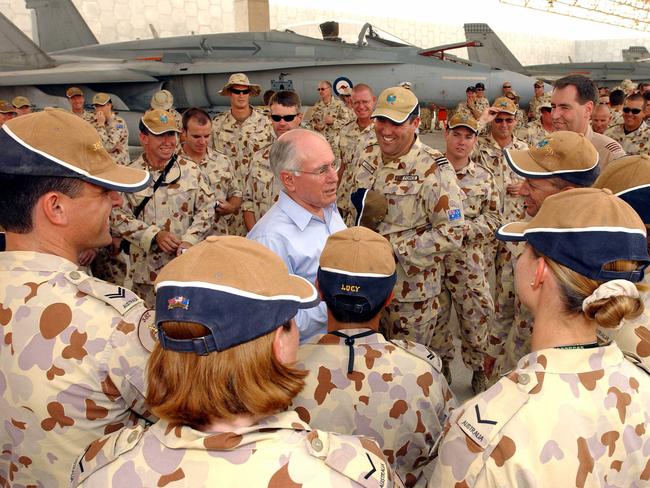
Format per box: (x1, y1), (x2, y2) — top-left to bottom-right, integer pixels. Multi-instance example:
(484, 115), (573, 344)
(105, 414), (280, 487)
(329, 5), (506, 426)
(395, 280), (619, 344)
(248, 129), (346, 340)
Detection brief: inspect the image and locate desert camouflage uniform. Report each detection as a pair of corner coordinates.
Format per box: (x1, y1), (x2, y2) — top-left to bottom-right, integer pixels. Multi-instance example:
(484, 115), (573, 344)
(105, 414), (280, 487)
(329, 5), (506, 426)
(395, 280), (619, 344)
(177, 144), (241, 236)
(308, 97), (355, 147)
(604, 121), (650, 155)
(91, 114), (129, 166)
(429, 161), (500, 371)
(527, 94), (544, 122)
(241, 140), (281, 225)
(453, 101), (473, 119)
(292, 330), (457, 487)
(73, 109), (94, 123)
(516, 120), (551, 147)
(475, 135), (529, 371)
(0, 251), (155, 488)
(419, 107), (432, 133)
(348, 139), (465, 345)
(514, 107), (526, 131)
(586, 125), (627, 170)
(598, 274), (650, 374)
(336, 121), (377, 222)
(470, 98), (490, 119)
(71, 411), (403, 487)
(111, 154), (215, 307)
(211, 107), (273, 235)
(608, 108), (624, 128)
(430, 345), (650, 487)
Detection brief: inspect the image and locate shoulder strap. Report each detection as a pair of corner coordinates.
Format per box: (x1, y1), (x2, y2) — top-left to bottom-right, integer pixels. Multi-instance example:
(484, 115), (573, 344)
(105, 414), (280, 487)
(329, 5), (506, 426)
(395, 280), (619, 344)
(132, 154), (178, 219)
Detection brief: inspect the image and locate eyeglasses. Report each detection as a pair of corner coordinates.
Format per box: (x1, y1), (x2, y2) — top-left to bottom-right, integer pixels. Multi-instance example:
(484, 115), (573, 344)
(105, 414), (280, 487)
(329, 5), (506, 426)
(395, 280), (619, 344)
(270, 114), (299, 122)
(494, 117), (515, 124)
(623, 107), (643, 114)
(230, 88), (250, 95)
(293, 159), (341, 177)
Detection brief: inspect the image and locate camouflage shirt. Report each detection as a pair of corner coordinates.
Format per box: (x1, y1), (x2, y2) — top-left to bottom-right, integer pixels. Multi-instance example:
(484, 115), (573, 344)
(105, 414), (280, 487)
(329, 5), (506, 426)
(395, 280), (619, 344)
(0, 251), (154, 487)
(604, 122), (650, 156)
(72, 109), (95, 123)
(309, 97), (355, 146)
(336, 119), (377, 168)
(71, 411), (403, 487)
(241, 140), (281, 223)
(111, 153), (215, 285)
(292, 330), (457, 487)
(608, 109), (624, 128)
(431, 344), (650, 487)
(91, 114), (129, 166)
(516, 120), (551, 147)
(349, 138), (465, 301)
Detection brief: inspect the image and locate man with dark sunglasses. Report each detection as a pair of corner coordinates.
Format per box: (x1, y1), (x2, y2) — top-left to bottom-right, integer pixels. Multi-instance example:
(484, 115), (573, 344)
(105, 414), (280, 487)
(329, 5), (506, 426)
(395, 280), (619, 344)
(308, 80), (354, 147)
(242, 90), (304, 231)
(605, 93), (650, 155)
(471, 82), (490, 119)
(212, 73), (273, 236)
(112, 110), (216, 307)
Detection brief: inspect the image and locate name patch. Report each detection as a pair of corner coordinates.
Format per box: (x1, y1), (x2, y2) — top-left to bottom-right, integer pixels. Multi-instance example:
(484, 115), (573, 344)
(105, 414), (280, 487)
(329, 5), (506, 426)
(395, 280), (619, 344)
(447, 208), (462, 222)
(341, 284), (361, 293)
(394, 174), (419, 182)
(460, 419), (485, 444)
(361, 161), (375, 174)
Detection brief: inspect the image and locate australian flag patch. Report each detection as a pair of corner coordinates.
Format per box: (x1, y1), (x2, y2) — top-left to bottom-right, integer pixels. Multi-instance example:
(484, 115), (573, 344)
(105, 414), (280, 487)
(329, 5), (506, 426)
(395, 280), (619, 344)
(447, 208), (462, 222)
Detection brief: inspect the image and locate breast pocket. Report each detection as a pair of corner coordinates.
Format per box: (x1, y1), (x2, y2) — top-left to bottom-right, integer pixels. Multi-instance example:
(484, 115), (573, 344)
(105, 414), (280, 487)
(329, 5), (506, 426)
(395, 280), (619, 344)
(381, 176), (423, 228)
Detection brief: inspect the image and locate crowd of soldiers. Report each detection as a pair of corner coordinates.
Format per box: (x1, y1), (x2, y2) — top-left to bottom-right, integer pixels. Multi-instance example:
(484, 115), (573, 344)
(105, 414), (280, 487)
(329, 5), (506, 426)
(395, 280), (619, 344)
(0, 70), (649, 487)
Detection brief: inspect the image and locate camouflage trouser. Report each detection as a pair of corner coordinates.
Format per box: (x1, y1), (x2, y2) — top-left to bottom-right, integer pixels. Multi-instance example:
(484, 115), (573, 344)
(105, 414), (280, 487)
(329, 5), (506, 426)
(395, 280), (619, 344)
(381, 296), (440, 346)
(420, 108), (432, 133)
(221, 210), (247, 237)
(493, 296), (533, 378)
(90, 248), (129, 287)
(132, 282), (156, 309)
(429, 247), (493, 370)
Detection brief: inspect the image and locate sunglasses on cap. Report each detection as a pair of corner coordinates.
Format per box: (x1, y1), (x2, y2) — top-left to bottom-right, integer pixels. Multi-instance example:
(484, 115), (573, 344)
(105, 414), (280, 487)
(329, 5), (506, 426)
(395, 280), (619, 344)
(623, 107), (643, 114)
(230, 88), (251, 95)
(270, 114), (299, 122)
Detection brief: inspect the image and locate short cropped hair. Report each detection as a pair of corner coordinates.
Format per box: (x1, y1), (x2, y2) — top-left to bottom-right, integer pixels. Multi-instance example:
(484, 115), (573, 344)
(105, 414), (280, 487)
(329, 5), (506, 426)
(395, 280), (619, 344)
(352, 83), (374, 96)
(626, 92), (646, 109)
(318, 80), (332, 88)
(268, 90), (302, 111)
(263, 89), (276, 105)
(554, 75), (598, 105)
(609, 89), (626, 106)
(146, 321), (308, 429)
(182, 107), (211, 130)
(0, 175), (83, 233)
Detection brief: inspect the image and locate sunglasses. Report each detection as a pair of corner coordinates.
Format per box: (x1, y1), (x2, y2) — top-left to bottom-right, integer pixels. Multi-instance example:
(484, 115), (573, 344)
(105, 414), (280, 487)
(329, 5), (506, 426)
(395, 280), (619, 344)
(476, 88), (485, 92)
(230, 88), (250, 95)
(623, 107), (643, 114)
(270, 114), (299, 122)
(494, 117), (515, 124)
(317, 88), (328, 91)
(503, 86), (512, 89)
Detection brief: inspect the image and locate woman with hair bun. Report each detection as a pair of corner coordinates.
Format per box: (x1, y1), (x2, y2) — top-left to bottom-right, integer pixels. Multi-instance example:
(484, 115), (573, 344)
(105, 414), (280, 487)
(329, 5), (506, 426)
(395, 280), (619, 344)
(431, 188), (650, 487)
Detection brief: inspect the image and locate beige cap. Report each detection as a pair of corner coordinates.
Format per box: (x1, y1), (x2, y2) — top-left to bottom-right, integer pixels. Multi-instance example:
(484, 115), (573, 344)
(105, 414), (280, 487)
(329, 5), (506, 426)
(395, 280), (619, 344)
(505, 131), (599, 186)
(66, 87), (84, 98)
(372, 86), (419, 124)
(0, 108), (150, 192)
(448, 112), (478, 133)
(92, 93), (111, 106)
(218, 73), (261, 97)
(150, 89), (174, 110)
(539, 94), (552, 110)
(491, 97), (517, 115)
(0, 100), (15, 114)
(593, 155), (650, 223)
(320, 227), (395, 277)
(12, 96), (31, 108)
(141, 109), (181, 135)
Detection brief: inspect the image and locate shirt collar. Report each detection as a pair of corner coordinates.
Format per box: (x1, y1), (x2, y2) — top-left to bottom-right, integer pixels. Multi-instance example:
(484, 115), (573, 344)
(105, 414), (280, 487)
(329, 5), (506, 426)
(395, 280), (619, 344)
(304, 328), (383, 346)
(0, 251), (79, 273)
(277, 191), (336, 231)
(516, 343), (624, 374)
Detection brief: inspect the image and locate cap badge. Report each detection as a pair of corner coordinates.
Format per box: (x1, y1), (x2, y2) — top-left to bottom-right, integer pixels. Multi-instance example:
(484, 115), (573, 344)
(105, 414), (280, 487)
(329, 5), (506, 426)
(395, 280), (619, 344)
(536, 139), (549, 148)
(168, 296), (190, 310)
(499, 101), (508, 107)
(160, 114), (169, 123)
(387, 94), (397, 104)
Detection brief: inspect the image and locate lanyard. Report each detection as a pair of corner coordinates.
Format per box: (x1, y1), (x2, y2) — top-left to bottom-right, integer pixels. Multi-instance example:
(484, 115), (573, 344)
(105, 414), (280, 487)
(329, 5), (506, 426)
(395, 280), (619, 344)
(328, 329), (376, 374)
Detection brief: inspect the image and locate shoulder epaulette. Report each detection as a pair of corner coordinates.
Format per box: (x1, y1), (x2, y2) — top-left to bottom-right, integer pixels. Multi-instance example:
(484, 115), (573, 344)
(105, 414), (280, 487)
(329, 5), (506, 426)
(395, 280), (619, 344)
(64, 271), (143, 316)
(390, 339), (442, 372)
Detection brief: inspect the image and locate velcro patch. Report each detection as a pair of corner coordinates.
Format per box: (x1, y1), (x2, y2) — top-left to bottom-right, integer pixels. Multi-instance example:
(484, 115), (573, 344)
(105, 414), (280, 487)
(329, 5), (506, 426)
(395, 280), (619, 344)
(361, 161), (376, 175)
(447, 208), (462, 222)
(394, 174), (419, 182)
(137, 309), (157, 352)
(75, 276), (143, 316)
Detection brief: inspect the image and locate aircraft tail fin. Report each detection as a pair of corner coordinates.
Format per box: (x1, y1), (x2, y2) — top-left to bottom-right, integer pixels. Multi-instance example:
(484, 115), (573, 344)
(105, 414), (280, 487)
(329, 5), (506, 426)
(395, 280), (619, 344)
(26, 0), (98, 52)
(0, 12), (54, 70)
(463, 23), (528, 74)
(622, 46), (650, 62)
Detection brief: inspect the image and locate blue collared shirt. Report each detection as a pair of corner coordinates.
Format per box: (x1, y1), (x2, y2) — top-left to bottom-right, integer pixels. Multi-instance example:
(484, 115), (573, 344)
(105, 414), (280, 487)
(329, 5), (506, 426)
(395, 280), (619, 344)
(248, 191), (346, 340)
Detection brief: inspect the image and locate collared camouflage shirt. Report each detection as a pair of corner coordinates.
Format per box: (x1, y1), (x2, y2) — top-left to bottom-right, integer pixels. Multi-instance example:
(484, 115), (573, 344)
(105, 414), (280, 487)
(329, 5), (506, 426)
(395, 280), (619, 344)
(0, 251), (154, 487)
(91, 114), (129, 166)
(604, 121), (650, 156)
(516, 120), (551, 147)
(71, 411), (403, 487)
(111, 153), (215, 285)
(431, 344), (650, 487)
(349, 138), (465, 301)
(309, 97), (355, 146)
(292, 330), (457, 487)
(241, 140), (281, 223)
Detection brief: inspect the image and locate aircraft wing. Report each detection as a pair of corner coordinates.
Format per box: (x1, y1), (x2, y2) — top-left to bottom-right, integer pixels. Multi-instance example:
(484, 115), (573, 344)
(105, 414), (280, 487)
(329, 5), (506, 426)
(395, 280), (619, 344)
(0, 12), (55, 70)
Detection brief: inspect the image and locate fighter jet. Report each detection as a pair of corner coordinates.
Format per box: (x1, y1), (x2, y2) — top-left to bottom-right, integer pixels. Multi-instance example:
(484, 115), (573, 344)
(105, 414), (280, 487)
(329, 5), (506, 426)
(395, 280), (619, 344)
(464, 23), (650, 86)
(0, 0), (538, 120)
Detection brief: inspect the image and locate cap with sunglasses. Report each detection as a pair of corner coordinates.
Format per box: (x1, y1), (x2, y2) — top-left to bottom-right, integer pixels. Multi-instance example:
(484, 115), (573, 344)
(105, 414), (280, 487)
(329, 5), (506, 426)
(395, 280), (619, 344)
(622, 107), (643, 114)
(497, 187), (650, 282)
(371, 86), (419, 124)
(502, 82), (512, 88)
(0, 108), (150, 192)
(218, 73), (261, 97)
(270, 113), (300, 122)
(155, 236), (319, 354)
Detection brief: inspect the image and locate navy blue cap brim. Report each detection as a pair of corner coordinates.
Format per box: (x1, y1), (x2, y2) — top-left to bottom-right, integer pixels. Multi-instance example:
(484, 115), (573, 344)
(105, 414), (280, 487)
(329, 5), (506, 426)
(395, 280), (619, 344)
(0, 126), (151, 193)
(504, 149), (600, 187)
(155, 279), (319, 354)
(497, 225), (650, 282)
(617, 185), (650, 224)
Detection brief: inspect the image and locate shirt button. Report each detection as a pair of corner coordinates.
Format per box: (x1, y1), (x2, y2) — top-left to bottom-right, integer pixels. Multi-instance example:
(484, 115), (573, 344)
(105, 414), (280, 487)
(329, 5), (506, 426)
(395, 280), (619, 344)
(518, 373), (530, 385)
(69, 271), (81, 280)
(127, 430), (139, 443)
(311, 438), (323, 452)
